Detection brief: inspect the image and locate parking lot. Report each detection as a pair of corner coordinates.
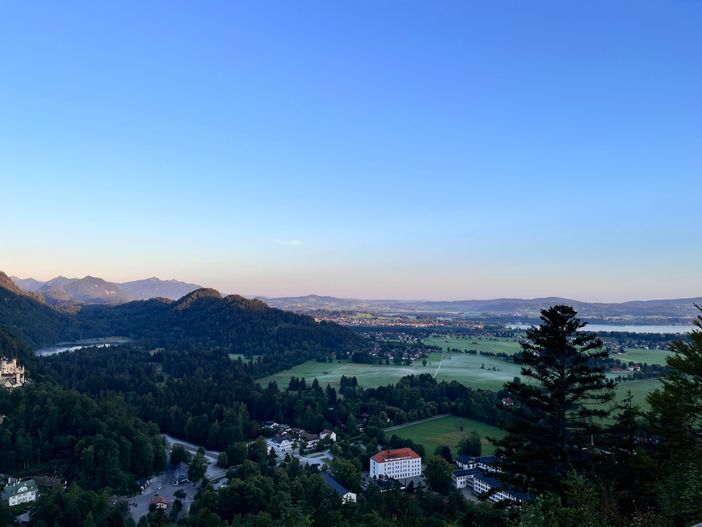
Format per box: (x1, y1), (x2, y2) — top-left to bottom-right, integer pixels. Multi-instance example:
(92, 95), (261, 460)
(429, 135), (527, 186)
(128, 466), (199, 523)
(128, 435), (228, 523)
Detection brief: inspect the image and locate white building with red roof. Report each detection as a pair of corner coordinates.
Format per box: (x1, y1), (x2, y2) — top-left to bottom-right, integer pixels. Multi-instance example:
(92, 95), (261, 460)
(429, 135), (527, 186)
(370, 448), (422, 479)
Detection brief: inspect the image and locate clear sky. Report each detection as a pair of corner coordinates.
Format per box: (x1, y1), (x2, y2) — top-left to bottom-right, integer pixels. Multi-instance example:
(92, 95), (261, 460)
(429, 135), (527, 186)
(1, 1), (700, 301)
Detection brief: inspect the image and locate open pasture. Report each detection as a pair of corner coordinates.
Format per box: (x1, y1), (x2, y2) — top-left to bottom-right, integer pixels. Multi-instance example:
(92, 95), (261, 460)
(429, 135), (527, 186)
(258, 351), (660, 409)
(386, 415), (506, 456)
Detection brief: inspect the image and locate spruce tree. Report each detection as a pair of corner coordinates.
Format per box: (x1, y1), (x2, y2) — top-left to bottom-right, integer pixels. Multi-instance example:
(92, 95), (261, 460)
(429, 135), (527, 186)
(648, 306), (702, 458)
(494, 305), (615, 496)
(647, 307), (702, 524)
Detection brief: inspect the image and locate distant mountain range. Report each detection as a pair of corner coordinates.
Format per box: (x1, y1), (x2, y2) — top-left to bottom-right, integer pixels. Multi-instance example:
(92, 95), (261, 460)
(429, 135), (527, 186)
(7, 273), (701, 323)
(263, 294), (702, 323)
(11, 275), (202, 305)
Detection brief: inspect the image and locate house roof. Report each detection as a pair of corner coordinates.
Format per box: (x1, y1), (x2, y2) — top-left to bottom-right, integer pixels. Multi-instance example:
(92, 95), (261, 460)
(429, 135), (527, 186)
(270, 435), (290, 444)
(473, 471), (532, 502)
(2, 480), (38, 499)
(456, 454), (496, 465)
(453, 468), (480, 477)
(371, 448), (420, 464)
(321, 472), (352, 497)
(151, 495), (169, 505)
(473, 471), (503, 488)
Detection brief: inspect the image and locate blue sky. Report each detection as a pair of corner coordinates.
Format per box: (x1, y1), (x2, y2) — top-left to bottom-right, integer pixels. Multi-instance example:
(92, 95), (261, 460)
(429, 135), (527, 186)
(1, 1), (700, 301)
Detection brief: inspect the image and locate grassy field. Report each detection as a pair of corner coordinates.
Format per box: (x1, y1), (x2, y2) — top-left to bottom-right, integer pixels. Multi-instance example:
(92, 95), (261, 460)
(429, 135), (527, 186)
(614, 378), (660, 407)
(424, 336), (672, 366)
(257, 351), (524, 391)
(616, 348), (672, 366)
(424, 335), (522, 355)
(258, 352), (659, 408)
(386, 415), (506, 456)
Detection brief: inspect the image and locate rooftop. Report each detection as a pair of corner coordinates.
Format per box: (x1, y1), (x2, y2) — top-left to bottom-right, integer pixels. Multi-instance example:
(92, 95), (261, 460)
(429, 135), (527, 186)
(371, 448), (420, 464)
(2, 479), (38, 499)
(321, 472), (351, 497)
(453, 468), (480, 477)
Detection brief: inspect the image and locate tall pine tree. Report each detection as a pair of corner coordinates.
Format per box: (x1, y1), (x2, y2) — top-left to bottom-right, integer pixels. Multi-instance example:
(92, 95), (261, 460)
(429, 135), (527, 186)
(494, 305), (615, 496)
(646, 306), (702, 524)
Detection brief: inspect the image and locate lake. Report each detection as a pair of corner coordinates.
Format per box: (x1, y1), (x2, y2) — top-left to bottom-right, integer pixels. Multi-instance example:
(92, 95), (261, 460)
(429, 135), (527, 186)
(35, 337), (131, 356)
(508, 323), (693, 334)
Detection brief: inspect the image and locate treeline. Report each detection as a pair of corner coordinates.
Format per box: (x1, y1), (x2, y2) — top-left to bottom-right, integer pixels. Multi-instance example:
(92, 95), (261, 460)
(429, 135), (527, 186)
(0, 382), (165, 493)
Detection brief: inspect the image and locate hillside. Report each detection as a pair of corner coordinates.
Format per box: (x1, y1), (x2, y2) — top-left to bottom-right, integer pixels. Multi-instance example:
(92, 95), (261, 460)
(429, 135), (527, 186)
(0, 272), (83, 347)
(77, 288), (365, 357)
(264, 294), (702, 322)
(0, 275), (364, 359)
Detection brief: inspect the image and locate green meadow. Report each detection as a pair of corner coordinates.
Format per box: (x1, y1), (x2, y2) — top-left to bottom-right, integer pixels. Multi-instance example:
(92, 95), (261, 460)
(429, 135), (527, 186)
(385, 415), (506, 456)
(258, 351), (658, 407)
(257, 351), (522, 391)
(424, 335), (522, 355)
(424, 335), (673, 366)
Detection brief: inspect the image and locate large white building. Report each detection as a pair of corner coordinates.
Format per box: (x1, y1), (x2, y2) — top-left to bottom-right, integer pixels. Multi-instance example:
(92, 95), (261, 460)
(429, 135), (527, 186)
(370, 448), (422, 479)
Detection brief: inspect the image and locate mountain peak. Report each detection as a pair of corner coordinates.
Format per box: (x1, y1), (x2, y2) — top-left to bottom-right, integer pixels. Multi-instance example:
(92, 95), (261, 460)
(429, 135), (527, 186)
(0, 271), (23, 294)
(174, 288), (223, 310)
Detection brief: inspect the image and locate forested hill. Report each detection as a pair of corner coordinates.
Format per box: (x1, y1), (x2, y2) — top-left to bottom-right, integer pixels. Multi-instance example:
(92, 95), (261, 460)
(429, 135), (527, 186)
(0, 273), (83, 347)
(77, 288), (365, 357)
(0, 274), (365, 358)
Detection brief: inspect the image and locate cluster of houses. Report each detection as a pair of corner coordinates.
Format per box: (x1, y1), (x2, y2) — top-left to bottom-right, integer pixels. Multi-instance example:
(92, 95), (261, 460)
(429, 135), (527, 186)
(452, 455), (531, 505)
(0, 358), (25, 390)
(264, 422), (336, 455)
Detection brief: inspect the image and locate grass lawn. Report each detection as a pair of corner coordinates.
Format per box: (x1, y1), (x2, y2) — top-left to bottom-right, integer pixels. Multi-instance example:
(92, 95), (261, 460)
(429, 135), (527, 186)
(257, 352), (661, 409)
(615, 378), (660, 408)
(424, 335), (522, 355)
(614, 348), (672, 366)
(257, 351), (524, 391)
(425, 336), (672, 367)
(386, 415), (506, 456)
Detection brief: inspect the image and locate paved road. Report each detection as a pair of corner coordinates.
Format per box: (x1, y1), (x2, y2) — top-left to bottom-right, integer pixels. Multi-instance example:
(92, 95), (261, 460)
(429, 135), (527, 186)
(163, 434), (227, 481)
(383, 413), (451, 432)
(127, 434), (228, 523)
